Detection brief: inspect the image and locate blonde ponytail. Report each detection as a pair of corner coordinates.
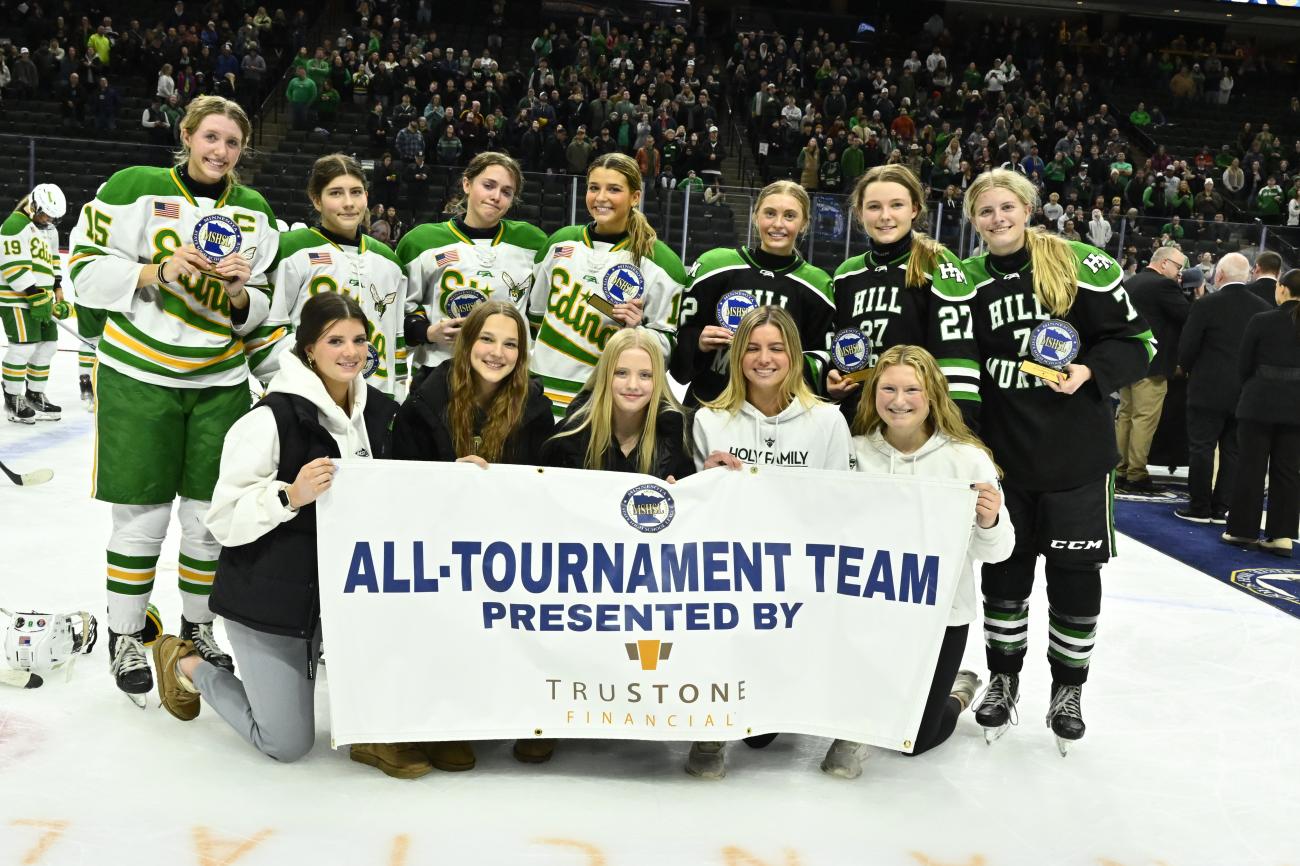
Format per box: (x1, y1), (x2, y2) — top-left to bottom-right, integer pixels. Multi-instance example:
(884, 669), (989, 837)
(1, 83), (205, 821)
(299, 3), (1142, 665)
(905, 232), (945, 289)
(1025, 227), (1079, 316)
(588, 152), (657, 266)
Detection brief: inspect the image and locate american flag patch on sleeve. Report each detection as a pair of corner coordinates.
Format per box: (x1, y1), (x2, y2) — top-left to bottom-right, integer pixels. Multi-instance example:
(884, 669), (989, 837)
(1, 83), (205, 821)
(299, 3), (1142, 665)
(553, 246), (573, 259)
(308, 251), (333, 266)
(435, 250), (460, 267)
(153, 201), (180, 219)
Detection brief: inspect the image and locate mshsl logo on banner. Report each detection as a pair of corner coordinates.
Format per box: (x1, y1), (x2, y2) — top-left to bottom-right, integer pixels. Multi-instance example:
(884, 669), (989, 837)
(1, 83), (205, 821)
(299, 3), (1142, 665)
(316, 462), (977, 752)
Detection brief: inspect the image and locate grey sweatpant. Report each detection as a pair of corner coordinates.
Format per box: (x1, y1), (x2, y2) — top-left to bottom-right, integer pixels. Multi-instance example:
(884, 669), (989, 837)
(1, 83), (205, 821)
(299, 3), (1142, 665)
(190, 619), (322, 762)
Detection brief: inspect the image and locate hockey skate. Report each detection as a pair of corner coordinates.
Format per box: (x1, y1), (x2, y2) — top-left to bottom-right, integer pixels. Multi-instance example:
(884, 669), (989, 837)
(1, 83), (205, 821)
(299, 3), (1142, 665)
(180, 618), (235, 674)
(79, 374), (94, 412)
(685, 741), (727, 779)
(4, 392), (35, 424)
(24, 391), (61, 421)
(820, 739), (869, 779)
(109, 630), (152, 709)
(974, 672), (1019, 744)
(1046, 683), (1085, 756)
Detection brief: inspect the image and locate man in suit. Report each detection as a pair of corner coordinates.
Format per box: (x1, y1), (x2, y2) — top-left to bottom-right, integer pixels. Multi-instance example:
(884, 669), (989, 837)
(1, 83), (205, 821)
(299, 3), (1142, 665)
(1245, 250), (1282, 307)
(1117, 246), (1191, 493)
(1176, 253), (1272, 522)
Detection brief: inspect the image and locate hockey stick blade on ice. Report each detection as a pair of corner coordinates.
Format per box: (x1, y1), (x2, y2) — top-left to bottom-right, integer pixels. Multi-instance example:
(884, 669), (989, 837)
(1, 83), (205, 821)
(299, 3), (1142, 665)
(0, 459), (53, 486)
(0, 668), (43, 688)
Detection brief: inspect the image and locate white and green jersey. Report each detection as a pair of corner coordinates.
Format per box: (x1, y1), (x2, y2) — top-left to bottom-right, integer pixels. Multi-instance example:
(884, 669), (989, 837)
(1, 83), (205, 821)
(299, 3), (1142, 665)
(528, 225), (686, 417)
(68, 165), (278, 389)
(1, 211), (60, 305)
(398, 218), (547, 370)
(253, 228), (408, 398)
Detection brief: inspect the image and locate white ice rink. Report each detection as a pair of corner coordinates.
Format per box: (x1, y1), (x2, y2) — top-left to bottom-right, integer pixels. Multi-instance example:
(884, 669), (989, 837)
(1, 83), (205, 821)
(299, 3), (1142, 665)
(2, 348), (1298, 866)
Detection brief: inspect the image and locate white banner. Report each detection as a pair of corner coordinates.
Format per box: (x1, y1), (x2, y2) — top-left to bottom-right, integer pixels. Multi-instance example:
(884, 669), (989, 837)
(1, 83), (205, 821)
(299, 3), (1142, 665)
(317, 461), (976, 752)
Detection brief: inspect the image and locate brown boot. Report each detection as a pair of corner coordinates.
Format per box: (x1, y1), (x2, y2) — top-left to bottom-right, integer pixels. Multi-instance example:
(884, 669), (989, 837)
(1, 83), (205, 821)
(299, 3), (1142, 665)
(350, 743), (435, 779)
(512, 738), (556, 763)
(153, 635), (200, 721)
(419, 741), (476, 771)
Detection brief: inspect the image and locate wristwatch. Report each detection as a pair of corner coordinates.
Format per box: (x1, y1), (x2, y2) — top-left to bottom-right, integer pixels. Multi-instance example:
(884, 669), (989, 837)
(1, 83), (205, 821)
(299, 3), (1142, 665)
(278, 488), (297, 512)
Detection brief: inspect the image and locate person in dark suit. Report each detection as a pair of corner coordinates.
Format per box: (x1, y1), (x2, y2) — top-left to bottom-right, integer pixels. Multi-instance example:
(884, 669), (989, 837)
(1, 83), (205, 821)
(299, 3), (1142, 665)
(1116, 246), (1191, 492)
(1244, 250), (1282, 307)
(1176, 253), (1272, 522)
(1223, 268), (1300, 556)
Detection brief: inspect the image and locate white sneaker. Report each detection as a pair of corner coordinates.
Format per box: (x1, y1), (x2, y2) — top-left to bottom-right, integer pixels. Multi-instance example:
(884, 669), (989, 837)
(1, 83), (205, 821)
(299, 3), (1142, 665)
(685, 741), (727, 779)
(951, 669), (984, 711)
(820, 739), (869, 779)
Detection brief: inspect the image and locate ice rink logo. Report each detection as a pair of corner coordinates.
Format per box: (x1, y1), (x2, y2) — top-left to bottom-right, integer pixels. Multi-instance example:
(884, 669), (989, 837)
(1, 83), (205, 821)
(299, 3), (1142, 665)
(620, 484), (675, 533)
(1230, 568), (1300, 620)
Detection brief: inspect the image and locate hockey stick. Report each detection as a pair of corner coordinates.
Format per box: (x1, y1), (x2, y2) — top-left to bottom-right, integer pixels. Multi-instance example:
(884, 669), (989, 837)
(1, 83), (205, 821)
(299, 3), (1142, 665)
(0, 668), (43, 688)
(53, 316), (97, 350)
(0, 459), (53, 486)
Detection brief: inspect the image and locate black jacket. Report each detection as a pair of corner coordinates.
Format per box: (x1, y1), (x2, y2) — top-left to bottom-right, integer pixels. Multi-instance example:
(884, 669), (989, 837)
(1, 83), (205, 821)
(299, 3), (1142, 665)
(540, 392), (696, 480)
(1124, 268), (1190, 378)
(211, 387), (398, 641)
(1177, 283), (1272, 410)
(1236, 300), (1300, 424)
(1245, 275), (1278, 308)
(390, 360), (555, 463)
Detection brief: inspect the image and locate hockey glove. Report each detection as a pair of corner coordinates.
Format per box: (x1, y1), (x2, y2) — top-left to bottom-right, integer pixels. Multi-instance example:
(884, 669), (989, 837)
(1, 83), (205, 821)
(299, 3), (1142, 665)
(52, 300), (72, 320)
(27, 289), (53, 323)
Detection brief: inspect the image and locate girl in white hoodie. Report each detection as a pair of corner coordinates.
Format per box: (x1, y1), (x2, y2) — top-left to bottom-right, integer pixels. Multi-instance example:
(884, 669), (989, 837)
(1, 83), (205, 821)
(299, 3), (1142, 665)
(686, 305), (852, 779)
(820, 344), (1014, 779)
(149, 293), (425, 779)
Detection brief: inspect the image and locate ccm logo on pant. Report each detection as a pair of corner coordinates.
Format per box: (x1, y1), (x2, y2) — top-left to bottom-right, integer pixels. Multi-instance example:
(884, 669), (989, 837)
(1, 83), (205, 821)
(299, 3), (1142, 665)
(1050, 540), (1105, 550)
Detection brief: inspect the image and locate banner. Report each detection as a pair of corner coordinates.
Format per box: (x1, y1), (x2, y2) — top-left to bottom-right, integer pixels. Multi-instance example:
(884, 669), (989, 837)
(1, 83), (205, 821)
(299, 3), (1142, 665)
(317, 461), (976, 751)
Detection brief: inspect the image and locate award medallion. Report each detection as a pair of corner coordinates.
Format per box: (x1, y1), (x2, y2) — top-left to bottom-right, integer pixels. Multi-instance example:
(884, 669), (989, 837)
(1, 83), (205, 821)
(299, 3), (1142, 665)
(192, 215), (243, 280)
(715, 290), (758, 332)
(587, 263), (645, 318)
(444, 287), (489, 319)
(1020, 319), (1081, 384)
(363, 344), (380, 379)
(832, 327), (873, 383)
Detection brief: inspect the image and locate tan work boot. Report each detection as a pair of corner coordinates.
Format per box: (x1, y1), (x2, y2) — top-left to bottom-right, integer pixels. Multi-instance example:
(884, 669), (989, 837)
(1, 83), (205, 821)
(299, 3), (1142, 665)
(153, 634), (200, 721)
(420, 741), (476, 771)
(512, 737), (557, 763)
(350, 743), (435, 779)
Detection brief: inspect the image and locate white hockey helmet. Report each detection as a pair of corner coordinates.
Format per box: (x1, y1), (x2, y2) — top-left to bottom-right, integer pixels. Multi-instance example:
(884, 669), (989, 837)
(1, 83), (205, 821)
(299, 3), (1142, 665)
(30, 184), (67, 220)
(3, 608), (98, 678)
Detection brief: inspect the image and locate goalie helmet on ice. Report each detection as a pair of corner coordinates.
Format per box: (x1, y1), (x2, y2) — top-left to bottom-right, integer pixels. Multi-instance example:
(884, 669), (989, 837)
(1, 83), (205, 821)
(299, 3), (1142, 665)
(3, 608), (98, 676)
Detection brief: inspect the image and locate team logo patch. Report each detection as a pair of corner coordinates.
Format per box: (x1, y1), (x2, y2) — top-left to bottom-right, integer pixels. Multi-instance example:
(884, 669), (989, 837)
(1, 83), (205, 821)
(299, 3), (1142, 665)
(831, 328), (872, 373)
(503, 272), (535, 304)
(601, 263), (645, 305)
(716, 290), (758, 331)
(363, 344), (380, 379)
(620, 484), (676, 534)
(445, 288), (488, 318)
(1229, 568), (1300, 620)
(1029, 319), (1081, 369)
(192, 214), (243, 264)
(369, 283), (398, 316)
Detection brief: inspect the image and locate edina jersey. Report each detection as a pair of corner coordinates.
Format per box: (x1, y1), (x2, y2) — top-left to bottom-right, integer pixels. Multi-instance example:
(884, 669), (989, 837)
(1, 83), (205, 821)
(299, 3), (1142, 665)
(1, 211), (60, 307)
(528, 225), (686, 417)
(67, 165), (278, 389)
(672, 246), (834, 405)
(255, 228), (409, 398)
(398, 219), (547, 370)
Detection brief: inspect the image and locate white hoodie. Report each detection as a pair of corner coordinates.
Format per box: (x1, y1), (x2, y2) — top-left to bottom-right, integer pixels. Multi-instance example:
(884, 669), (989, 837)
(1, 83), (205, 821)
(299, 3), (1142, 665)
(853, 429), (1015, 626)
(692, 398), (853, 471)
(205, 350), (373, 548)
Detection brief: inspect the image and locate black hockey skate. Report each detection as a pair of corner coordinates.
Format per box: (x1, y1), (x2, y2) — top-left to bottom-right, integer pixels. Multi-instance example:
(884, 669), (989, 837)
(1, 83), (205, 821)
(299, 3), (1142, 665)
(4, 392), (35, 424)
(79, 374), (94, 412)
(25, 391), (61, 421)
(974, 672), (1019, 744)
(1046, 683), (1085, 756)
(181, 618), (235, 674)
(109, 630), (152, 708)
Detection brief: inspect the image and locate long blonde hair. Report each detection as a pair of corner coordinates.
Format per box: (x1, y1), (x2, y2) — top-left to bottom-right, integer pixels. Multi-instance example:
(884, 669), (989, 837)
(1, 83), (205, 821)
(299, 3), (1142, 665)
(752, 180), (811, 245)
(588, 152), (656, 266)
(448, 301), (532, 462)
(175, 95), (253, 186)
(447, 151), (525, 217)
(703, 305), (820, 415)
(964, 168), (1079, 316)
(850, 164), (948, 289)
(555, 328), (683, 474)
(854, 344), (1001, 476)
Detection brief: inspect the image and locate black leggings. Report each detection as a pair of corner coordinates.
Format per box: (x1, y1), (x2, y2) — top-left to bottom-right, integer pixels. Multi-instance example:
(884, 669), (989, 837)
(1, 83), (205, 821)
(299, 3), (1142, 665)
(905, 623), (969, 758)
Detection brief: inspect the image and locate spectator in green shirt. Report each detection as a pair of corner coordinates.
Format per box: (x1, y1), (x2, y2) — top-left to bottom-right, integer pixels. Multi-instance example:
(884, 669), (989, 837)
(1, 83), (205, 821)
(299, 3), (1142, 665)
(841, 135), (866, 188)
(819, 148), (843, 192)
(1159, 216), (1185, 241)
(1110, 151), (1134, 189)
(316, 80), (340, 131)
(1129, 102), (1152, 128)
(286, 67), (317, 130)
(677, 170), (705, 193)
(305, 48), (330, 93)
(88, 25), (112, 66)
(1256, 177), (1284, 222)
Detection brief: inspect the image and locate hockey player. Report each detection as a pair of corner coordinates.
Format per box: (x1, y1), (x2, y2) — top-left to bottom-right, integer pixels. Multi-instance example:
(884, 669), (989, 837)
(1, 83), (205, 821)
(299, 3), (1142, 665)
(250, 154), (409, 399)
(827, 165), (980, 425)
(671, 180), (835, 406)
(529, 152), (687, 418)
(686, 305), (853, 780)
(2, 184), (66, 424)
(962, 168), (1155, 753)
(822, 345), (1013, 779)
(68, 95), (279, 706)
(399, 152), (546, 379)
